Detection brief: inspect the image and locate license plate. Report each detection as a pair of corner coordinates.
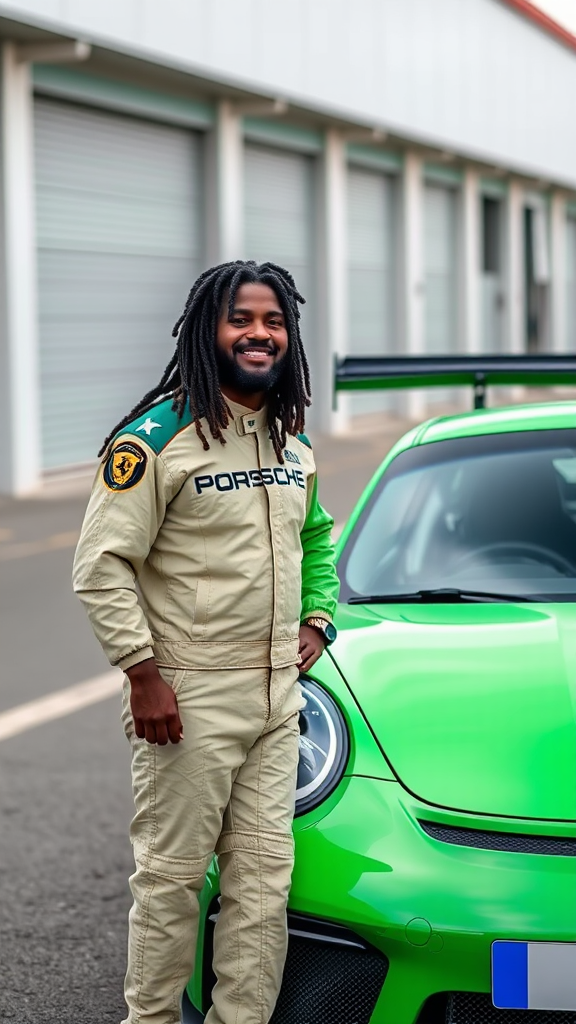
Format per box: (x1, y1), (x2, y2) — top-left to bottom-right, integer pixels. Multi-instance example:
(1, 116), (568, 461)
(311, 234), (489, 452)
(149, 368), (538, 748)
(492, 940), (576, 1011)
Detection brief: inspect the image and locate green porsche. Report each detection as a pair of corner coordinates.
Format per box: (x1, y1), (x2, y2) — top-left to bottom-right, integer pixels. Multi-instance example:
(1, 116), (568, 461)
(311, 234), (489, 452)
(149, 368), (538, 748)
(185, 357), (576, 1024)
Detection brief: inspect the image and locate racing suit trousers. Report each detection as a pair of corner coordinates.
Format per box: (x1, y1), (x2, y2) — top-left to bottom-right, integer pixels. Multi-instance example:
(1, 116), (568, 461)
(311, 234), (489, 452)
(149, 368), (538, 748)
(120, 663), (302, 1024)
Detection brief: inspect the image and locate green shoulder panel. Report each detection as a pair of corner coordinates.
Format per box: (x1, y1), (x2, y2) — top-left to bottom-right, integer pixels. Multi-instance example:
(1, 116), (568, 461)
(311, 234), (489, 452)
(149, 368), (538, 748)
(297, 432), (312, 449)
(114, 398), (194, 454)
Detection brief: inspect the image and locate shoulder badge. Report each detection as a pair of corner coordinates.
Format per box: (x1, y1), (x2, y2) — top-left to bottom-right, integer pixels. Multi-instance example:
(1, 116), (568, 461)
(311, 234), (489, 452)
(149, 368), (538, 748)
(103, 442), (147, 492)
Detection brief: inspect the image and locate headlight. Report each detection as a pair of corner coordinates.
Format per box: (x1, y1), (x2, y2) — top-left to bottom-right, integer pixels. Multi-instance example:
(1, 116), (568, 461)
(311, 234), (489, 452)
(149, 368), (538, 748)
(295, 678), (349, 817)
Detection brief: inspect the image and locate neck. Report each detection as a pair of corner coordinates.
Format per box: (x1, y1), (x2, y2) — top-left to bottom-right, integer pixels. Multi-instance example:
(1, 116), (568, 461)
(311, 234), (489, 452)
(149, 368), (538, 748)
(220, 384), (265, 412)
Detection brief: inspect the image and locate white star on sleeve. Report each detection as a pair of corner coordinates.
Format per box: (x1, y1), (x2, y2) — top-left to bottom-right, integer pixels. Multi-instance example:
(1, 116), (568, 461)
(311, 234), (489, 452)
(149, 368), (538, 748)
(136, 418), (162, 436)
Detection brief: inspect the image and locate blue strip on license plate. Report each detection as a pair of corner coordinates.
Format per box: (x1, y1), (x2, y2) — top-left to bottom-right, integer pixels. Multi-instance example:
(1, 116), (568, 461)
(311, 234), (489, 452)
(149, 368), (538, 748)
(492, 941), (576, 1011)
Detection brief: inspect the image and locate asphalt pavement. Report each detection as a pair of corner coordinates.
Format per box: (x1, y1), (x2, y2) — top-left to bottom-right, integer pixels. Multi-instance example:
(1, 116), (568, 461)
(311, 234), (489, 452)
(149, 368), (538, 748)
(0, 411), (411, 1024)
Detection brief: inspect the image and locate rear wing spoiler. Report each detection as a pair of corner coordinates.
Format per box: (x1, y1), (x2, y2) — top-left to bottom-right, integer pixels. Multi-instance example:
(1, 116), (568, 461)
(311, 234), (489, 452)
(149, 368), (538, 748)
(334, 355), (576, 409)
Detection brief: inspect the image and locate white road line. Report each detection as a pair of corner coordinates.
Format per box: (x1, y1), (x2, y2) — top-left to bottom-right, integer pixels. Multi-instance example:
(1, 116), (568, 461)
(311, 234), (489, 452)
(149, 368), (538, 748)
(0, 671), (123, 741)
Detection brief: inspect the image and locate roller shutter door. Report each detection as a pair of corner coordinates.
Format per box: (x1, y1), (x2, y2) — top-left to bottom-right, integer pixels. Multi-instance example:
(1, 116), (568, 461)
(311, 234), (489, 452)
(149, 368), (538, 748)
(566, 217), (576, 351)
(244, 144), (317, 413)
(35, 98), (204, 470)
(424, 183), (457, 355)
(347, 166), (396, 414)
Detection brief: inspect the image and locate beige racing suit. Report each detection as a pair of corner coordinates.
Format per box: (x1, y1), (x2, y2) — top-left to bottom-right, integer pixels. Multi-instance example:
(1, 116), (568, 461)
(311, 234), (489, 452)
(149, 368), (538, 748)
(73, 396), (339, 1024)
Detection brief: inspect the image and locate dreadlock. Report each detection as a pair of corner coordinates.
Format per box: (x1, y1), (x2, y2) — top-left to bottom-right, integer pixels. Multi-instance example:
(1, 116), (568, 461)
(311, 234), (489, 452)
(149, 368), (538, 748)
(99, 260), (311, 464)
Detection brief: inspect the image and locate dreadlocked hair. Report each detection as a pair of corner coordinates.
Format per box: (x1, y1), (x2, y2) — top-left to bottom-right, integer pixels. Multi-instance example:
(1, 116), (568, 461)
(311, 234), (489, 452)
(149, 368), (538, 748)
(99, 260), (311, 464)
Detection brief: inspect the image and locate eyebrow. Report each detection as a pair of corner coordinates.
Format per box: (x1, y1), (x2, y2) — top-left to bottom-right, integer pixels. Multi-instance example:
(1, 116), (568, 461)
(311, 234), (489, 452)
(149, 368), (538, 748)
(230, 307), (284, 317)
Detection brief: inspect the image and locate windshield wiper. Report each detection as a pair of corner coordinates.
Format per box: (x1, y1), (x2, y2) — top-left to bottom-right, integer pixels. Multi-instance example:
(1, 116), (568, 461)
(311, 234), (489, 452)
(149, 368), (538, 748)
(348, 587), (532, 604)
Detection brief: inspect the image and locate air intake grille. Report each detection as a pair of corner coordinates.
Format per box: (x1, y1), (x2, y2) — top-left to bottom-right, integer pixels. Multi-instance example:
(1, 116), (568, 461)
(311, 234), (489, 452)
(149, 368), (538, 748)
(270, 932), (388, 1024)
(420, 821), (576, 856)
(201, 908), (388, 1024)
(447, 992), (576, 1023)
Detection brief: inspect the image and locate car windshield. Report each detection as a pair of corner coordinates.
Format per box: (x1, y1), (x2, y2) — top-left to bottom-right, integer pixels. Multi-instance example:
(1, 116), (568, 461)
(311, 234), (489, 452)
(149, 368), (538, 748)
(340, 428), (576, 602)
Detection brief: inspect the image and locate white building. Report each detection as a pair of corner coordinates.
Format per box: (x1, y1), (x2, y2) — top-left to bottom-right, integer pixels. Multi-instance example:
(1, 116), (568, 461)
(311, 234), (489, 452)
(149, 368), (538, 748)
(1, 0), (575, 493)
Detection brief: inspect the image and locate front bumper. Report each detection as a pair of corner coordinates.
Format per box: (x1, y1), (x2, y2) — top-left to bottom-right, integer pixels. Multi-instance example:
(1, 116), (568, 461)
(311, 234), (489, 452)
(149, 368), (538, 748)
(188, 775), (575, 1023)
(288, 776), (576, 1024)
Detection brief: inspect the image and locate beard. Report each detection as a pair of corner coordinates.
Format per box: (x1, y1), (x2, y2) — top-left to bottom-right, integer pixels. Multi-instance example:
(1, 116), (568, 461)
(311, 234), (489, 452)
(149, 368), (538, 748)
(215, 344), (287, 394)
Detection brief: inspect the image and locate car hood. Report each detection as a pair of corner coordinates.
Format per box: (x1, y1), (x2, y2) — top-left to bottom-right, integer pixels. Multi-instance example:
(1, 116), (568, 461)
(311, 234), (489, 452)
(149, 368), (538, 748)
(331, 603), (576, 820)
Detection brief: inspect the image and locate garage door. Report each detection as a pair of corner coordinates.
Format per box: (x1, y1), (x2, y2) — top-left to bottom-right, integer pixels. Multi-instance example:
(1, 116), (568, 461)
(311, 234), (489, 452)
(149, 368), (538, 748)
(566, 217), (576, 351)
(347, 166), (396, 414)
(424, 183), (458, 355)
(34, 98), (204, 470)
(243, 144), (317, 411)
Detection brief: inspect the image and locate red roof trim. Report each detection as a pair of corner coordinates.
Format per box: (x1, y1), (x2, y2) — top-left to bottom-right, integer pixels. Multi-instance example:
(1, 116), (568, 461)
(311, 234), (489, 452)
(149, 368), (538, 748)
(501, 0), (576, 53)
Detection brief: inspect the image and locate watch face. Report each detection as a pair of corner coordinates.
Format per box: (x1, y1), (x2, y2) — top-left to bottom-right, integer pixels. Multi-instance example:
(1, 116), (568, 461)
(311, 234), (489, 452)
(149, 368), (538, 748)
(325, 622), (337, 643)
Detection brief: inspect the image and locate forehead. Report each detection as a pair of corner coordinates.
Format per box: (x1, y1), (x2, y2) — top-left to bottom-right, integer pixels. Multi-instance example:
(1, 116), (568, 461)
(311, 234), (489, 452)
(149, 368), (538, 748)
(230, 281), (282, 309)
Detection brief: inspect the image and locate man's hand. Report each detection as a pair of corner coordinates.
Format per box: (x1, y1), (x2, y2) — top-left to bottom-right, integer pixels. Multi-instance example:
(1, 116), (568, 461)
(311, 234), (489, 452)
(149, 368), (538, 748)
(126, 658), (184, 745)
(298, 624), (326, 674)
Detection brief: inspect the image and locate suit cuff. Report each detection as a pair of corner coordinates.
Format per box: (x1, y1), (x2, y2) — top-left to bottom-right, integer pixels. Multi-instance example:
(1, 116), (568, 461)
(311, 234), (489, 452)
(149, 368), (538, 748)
(300, 608), (334, 624)
(117, 646), (155, 672)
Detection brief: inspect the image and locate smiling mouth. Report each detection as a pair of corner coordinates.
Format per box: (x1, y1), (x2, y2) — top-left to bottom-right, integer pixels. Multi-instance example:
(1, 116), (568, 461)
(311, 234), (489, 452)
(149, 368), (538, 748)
(235, 344), (275, 361)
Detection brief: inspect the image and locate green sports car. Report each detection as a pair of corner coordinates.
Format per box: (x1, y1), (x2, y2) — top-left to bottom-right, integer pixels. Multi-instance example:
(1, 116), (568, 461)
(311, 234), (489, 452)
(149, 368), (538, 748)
(185, 358), (576, 1024)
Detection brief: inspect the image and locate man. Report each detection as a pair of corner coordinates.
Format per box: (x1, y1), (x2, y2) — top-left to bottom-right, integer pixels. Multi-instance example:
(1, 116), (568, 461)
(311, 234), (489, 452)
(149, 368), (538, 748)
(73, 260), (339, 1024)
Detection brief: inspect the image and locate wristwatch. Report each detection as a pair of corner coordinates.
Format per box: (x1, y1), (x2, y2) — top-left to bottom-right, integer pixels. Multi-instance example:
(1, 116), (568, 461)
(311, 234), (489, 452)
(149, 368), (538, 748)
(303, 617), (337, 646)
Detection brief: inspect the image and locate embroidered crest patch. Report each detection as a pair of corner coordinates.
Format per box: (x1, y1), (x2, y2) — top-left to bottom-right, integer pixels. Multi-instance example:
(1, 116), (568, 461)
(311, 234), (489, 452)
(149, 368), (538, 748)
(284, 449), (301, 464)
(103, 442), (147, 491)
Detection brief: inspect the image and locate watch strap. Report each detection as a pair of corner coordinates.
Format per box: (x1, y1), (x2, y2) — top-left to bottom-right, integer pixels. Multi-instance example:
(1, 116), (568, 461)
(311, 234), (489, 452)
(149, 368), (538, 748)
(303, 616), (337, 645)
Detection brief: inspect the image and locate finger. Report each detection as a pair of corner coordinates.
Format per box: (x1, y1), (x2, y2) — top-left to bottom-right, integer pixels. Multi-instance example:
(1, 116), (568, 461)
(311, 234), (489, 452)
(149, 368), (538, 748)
(299, 639), (314, 657)
(302, 645), (323, 671)
(133, 717), (145, 740)
(144, 721), (157, 744)
(171, 698), (184, 741)
(299, 652), (315, 672)
(167, 714), (183, 745)
(155, 722), (169, 746)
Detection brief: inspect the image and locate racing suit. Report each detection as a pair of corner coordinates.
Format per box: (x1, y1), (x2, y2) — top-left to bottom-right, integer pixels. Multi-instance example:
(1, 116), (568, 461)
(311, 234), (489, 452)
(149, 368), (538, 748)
(73, 396), (339, 1024)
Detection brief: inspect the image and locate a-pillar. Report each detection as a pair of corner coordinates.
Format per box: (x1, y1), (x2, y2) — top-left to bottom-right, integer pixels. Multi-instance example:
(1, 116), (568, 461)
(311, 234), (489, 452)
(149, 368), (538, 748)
(400, 151), (425, 420)
(317, 128), (348, 434)
(0, 42), (41, 494)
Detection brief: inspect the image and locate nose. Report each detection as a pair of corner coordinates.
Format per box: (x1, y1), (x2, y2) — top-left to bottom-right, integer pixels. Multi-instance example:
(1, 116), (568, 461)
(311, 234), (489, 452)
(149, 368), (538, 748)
(247, 321), (271, 342)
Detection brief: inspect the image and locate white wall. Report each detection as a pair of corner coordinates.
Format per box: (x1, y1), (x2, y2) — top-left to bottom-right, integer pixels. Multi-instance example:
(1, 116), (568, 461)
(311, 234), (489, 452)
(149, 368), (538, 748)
(2, 0), (576, 188)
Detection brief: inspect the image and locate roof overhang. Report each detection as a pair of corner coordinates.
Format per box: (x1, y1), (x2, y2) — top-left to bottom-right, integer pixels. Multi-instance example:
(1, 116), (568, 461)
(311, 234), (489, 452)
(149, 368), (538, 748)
(499, 0), (576, 54)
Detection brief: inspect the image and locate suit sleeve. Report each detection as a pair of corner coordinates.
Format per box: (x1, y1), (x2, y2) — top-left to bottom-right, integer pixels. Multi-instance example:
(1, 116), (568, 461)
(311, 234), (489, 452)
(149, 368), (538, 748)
(300, 471), (340, 623)
(72, 437), (180, 670)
